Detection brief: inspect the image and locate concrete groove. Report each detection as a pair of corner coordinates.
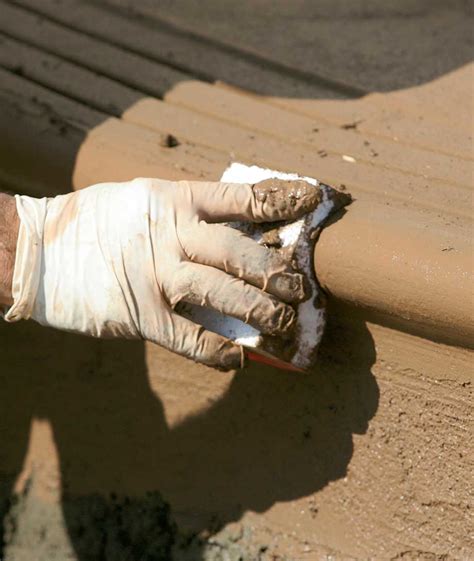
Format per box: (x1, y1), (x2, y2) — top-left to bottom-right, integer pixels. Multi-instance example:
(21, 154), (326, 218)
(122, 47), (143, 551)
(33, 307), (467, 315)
(0, 33), (142, 117)
(1, 17), (469, 211)
(0, 66), (107, 128)
(4, 8), (466, 195)
(213, 81), (473, 164)
(268, 93), (474, 161)
(123, 100), (473, 219)
(274, 76), (474, 137)
(0, 63), (109, 133)
(0, 0), (193, 98)
(163, 82), (472, 189)
(96, 0), (367, 98)
(209, 79), (474, 162)
(6, 0), (215, 84)
(0, 67), (225, 195)
(9, 0), (348, 99)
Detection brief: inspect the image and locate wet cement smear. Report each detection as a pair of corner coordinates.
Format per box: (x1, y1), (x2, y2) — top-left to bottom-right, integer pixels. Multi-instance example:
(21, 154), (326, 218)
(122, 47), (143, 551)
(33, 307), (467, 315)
(179, 163), (351, 369)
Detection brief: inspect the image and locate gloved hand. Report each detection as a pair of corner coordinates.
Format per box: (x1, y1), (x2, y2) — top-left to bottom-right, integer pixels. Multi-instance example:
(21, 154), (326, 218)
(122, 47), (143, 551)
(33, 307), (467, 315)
(5, 177), (320, 369)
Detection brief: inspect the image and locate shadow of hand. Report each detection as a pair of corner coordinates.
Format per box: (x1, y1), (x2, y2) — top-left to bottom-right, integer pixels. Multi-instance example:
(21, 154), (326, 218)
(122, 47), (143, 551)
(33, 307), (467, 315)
(0, 301), (378, 560)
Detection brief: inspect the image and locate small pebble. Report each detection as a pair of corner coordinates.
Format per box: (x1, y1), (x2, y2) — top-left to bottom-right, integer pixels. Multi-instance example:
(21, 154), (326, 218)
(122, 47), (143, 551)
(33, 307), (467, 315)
(161, 133), (180, 148)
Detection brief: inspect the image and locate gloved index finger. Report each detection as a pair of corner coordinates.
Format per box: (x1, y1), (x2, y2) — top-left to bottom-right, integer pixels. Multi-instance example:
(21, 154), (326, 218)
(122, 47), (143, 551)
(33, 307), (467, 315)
(188, 179), (321, 224)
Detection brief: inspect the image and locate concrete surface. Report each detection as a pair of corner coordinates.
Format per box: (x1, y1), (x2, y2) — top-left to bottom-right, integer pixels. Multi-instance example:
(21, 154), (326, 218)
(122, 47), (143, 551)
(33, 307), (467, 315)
(0, 1), (472, 560)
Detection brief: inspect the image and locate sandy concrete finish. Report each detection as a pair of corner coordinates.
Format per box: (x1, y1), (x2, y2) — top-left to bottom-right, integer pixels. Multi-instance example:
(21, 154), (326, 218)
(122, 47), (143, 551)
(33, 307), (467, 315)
(270, 64), (474, 160)
(0, 1), (190, 98)
(1, 314), (472, 560)
(0, 4), (472, 556)
(164, 81), (471, 187)
(0, 67), (104, 196)
(124, 97), (471, 211)
(109, 0), (472, 94)
(8, 0), (347, 99)
(72, 118), (225, 188)
(0, 67), (224, 194)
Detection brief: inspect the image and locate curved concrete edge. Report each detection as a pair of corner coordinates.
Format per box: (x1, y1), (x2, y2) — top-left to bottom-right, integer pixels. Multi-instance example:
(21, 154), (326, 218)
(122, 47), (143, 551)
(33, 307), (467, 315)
(74, 120), (474, 350)
(0, 69), (471, 349)
(316, 200), (473, 348)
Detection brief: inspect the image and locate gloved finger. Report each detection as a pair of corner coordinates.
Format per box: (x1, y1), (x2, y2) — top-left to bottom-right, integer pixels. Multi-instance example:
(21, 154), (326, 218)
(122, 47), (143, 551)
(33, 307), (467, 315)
(184, 179), (320, 223)
(166, 312), (244, 370)
(169, 262), (296, 336)
(181, 222), (306, 303)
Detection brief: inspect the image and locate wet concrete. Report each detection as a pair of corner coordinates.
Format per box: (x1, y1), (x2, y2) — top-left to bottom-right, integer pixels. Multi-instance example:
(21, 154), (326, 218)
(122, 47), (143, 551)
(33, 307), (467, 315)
(0, 1), (472, 559)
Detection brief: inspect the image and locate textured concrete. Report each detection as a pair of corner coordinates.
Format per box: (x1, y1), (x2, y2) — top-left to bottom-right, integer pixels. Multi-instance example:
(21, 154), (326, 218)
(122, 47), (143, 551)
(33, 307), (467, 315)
(0, 1), (472, 559)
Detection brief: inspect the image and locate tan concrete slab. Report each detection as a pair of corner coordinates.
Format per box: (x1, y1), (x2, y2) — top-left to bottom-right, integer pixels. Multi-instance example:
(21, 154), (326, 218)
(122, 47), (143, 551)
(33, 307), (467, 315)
(1, 314), (472, 560)
(0, 3), (472, 559)
(164, 81), (471, 188)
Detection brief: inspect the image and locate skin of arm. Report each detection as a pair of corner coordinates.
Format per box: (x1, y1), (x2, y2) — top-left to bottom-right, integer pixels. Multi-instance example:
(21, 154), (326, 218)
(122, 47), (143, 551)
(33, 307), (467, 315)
(0, 193), (20, 306)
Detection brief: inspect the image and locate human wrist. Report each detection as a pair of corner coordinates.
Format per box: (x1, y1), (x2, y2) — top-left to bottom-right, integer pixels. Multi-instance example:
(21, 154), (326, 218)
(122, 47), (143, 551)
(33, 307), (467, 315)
(0, 193), (20, 306)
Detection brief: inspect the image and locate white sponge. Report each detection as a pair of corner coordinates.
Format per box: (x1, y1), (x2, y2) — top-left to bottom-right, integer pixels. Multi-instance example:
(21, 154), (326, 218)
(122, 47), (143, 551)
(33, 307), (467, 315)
(178, 163), (351, 370)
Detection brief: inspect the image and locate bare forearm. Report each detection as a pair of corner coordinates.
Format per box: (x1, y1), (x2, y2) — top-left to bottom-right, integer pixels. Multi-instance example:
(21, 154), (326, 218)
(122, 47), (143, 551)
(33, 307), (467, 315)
(0, 193), (19, 306)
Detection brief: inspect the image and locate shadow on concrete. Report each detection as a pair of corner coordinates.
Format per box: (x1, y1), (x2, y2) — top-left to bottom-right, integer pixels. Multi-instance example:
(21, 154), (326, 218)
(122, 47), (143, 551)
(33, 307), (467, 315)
(0, 300), (378, 559)
(0, 0), (471, 558)
(112, 0), (473, 96)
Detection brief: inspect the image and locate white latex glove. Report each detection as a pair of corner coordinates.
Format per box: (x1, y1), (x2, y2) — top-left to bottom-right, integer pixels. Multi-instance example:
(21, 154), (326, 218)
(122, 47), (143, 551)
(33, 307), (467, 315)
(5, 177), (320, 369)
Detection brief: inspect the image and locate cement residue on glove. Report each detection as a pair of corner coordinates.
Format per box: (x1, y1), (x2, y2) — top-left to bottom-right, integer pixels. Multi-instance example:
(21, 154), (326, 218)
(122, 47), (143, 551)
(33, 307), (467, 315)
(4, 174), (330, 370)
(178, 163), (352, 371)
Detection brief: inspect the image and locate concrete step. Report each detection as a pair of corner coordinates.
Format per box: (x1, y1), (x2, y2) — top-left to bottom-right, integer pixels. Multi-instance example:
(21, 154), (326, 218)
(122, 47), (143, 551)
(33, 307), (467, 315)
(0, 4), (472, 560)
(0, 64), (472, 348)
(8, 0), (348, 98)
(0, 0), (191, 97)
(0, 68), (224, 195)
